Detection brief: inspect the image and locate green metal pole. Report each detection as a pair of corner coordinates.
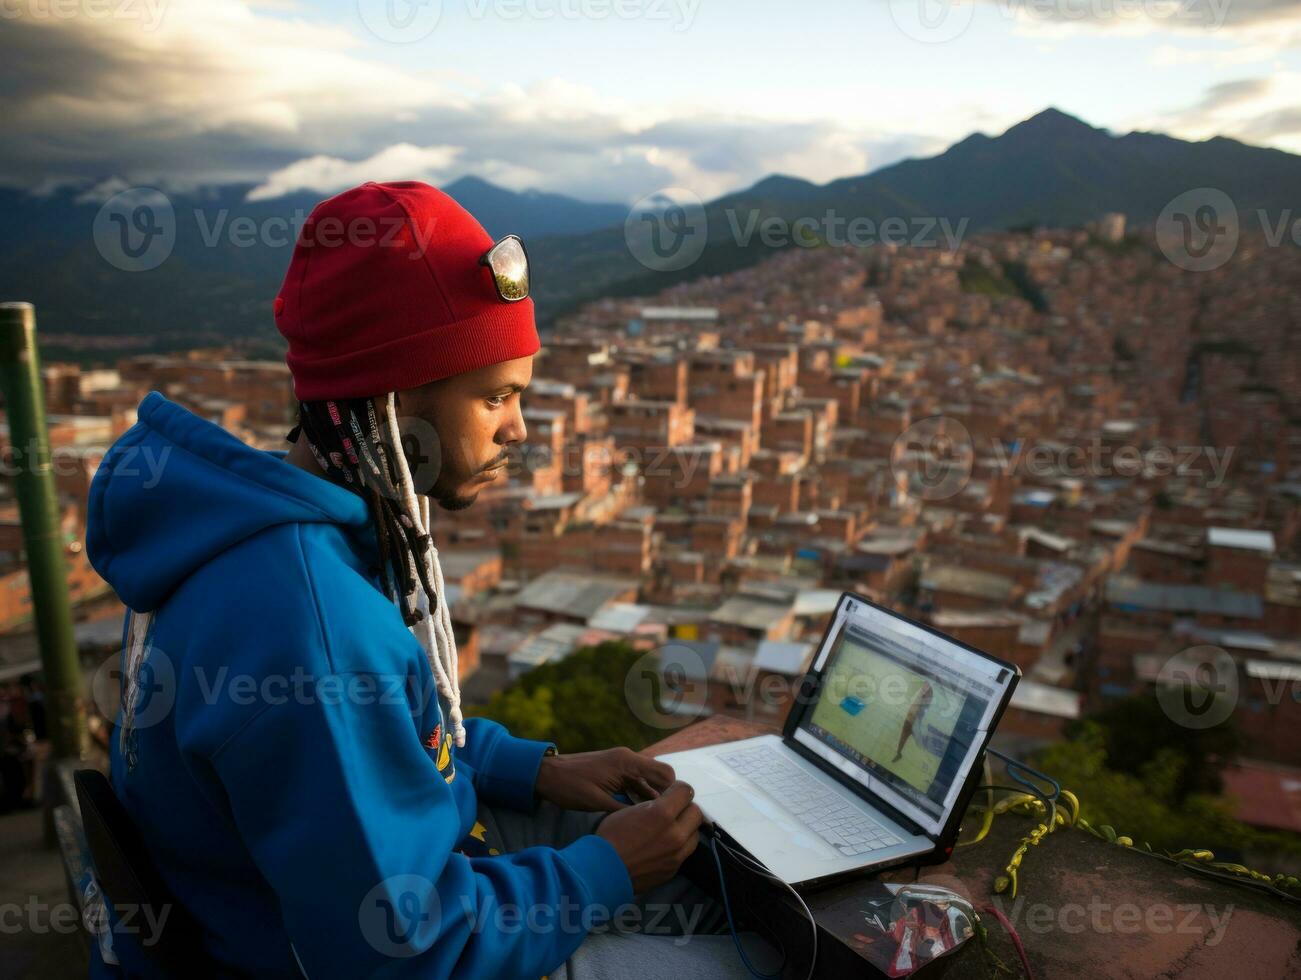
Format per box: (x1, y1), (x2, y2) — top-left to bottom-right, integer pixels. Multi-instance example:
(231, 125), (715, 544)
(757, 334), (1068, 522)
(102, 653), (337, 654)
(0, 302), (86, 760)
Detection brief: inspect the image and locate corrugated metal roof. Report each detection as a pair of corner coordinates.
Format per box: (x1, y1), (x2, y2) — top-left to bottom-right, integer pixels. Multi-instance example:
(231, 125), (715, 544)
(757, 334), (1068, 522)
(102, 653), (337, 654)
(514, 571), (638, 620)
(792, 589), (841, 617)
(1246, 660), (1301, 681)
(710, 646), (756, 683)
(1010, 680), (1081, 719)
(588, 603), (652, 633)
(1207, 527), (1276, 553)
(507, 623), (589, 669)
(709, 595), (792, 630)
(658, 640), (720, 680)
(930, 610), (1026, 629)
(754, 640), (814, 676)
(1106, 576), (1263, 619)
(921, 564), (1016, 602)
(1221, 762), (1301, 834)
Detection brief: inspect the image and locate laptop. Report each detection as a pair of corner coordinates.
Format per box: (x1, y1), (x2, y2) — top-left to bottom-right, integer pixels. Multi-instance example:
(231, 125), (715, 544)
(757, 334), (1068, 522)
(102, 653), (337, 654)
(655, 592), (1020, 889)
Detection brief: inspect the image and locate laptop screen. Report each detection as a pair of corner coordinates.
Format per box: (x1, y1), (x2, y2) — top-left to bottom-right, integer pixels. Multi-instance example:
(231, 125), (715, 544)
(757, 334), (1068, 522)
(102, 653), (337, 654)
(792, 597), (1013, 835)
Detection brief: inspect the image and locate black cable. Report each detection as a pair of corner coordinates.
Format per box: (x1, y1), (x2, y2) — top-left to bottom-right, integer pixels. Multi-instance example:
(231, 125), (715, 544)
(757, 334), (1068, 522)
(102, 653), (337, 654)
(986, 749), (1058, 830)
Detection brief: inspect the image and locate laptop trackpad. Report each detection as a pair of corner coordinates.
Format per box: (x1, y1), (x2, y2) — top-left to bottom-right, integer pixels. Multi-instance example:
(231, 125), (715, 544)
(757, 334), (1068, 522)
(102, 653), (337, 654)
(698, 782), (829, 855)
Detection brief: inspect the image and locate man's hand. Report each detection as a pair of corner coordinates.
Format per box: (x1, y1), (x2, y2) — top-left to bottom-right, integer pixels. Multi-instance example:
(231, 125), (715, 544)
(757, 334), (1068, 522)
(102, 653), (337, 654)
(533, 746), (676, 812)
(596, 781), (703, 893)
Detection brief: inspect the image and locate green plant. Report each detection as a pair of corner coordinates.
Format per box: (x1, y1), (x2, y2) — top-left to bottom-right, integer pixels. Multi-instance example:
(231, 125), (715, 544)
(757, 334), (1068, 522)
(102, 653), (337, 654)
(1030, 723), (1301, 862)
(1067, 694), (1241, 799)
(468, 641), (667, 754)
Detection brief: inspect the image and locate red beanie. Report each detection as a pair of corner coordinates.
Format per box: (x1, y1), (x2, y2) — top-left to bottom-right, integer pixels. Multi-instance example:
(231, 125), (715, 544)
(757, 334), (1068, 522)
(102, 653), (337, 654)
(274, 181), (540, 401)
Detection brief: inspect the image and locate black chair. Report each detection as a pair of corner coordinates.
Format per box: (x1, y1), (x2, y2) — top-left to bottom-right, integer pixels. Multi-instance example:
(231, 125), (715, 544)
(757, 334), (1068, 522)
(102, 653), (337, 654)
(73, 769), (214, 977)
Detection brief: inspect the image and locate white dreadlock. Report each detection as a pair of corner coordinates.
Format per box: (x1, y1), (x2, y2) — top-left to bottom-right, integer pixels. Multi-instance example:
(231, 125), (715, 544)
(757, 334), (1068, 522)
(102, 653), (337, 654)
(384, 392), (465, 747)
(118, 605), (155, 761)
(116, 391), (466, 762)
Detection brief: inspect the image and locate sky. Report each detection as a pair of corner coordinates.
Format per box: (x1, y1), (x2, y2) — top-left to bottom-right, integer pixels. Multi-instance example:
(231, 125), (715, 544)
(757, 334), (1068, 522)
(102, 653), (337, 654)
(1, 0), (1298, 205)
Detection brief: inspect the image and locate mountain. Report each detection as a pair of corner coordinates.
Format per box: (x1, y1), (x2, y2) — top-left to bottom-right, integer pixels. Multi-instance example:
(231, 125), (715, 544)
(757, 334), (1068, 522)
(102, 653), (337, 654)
(0, 178), (626, 350)
(440, 176), (626, 238)
(527, 108), (1301, 319)
(826, 107), (1300, 231)
(2, 109), (1298, 349)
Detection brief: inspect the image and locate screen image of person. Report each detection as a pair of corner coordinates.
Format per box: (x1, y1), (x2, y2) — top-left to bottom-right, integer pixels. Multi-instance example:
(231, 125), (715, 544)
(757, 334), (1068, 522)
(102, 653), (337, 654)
(808, 632), (966, 796)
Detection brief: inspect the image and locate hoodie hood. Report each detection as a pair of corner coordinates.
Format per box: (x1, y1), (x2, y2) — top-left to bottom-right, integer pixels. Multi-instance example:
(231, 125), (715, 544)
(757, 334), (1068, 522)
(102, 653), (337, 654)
(87, 391), (370, 612)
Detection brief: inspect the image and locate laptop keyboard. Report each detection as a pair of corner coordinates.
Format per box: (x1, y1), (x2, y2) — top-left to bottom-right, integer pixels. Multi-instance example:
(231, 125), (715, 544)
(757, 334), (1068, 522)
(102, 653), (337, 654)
(718, 745), (903, 856)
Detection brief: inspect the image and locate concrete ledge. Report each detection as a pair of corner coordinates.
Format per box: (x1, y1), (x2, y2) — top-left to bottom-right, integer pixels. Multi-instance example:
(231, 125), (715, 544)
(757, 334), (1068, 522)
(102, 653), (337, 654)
(644, 716), (1301, 978)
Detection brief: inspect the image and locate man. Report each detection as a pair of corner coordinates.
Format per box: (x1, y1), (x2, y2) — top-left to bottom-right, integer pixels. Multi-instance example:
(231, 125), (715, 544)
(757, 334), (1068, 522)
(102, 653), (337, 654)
(892, 681), (933, 764)
(86, 182), (778, 977)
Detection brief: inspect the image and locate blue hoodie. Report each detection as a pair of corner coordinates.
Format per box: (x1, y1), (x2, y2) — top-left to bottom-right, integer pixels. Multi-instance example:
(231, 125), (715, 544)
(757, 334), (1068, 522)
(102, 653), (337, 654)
(85, 392), (633, 978)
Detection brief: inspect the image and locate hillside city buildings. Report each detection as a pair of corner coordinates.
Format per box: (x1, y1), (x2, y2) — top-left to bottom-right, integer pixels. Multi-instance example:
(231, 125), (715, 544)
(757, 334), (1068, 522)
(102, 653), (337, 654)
(3, 223), (1298, 833)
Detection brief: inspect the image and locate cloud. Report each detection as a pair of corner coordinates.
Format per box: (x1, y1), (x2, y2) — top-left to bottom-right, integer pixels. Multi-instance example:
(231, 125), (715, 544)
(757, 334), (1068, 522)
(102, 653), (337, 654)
(0, 0), (453, 187)
(0, 0), (955, 205)
(990, 0), (1301, 32)
(1131, 73), (1301, 153)
(2, 0), (1296, 208)
(247, 144), (463, 200)
(1193, 77), (1275, 108)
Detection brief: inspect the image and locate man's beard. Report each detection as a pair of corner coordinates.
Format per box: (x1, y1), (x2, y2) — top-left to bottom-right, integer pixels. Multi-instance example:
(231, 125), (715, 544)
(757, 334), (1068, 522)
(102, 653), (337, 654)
(433, 488), (478, 511)
(425, 468), (482, 511)
(413, 450), (506, 512)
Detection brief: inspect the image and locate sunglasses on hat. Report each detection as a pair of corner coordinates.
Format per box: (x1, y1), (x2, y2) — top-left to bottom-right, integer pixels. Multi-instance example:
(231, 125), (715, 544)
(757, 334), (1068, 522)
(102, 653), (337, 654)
(479, 234), (530, 303)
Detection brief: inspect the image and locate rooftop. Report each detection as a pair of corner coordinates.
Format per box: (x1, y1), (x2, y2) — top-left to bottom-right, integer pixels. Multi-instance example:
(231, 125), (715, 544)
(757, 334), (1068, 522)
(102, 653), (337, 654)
(514, 570), (640, 621)
(1207, 527), (1277, 554)
(587, 602), (654, 634)
(709, 594), (794, 631)
(1220, 761), (1301, 835)
(506, 622), (593, 670)
(1010, 678), (1082, 719)
(752, 639), (815, 676)
(921, 563), (1018, 603)
(1107, 576), (1264, 619)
